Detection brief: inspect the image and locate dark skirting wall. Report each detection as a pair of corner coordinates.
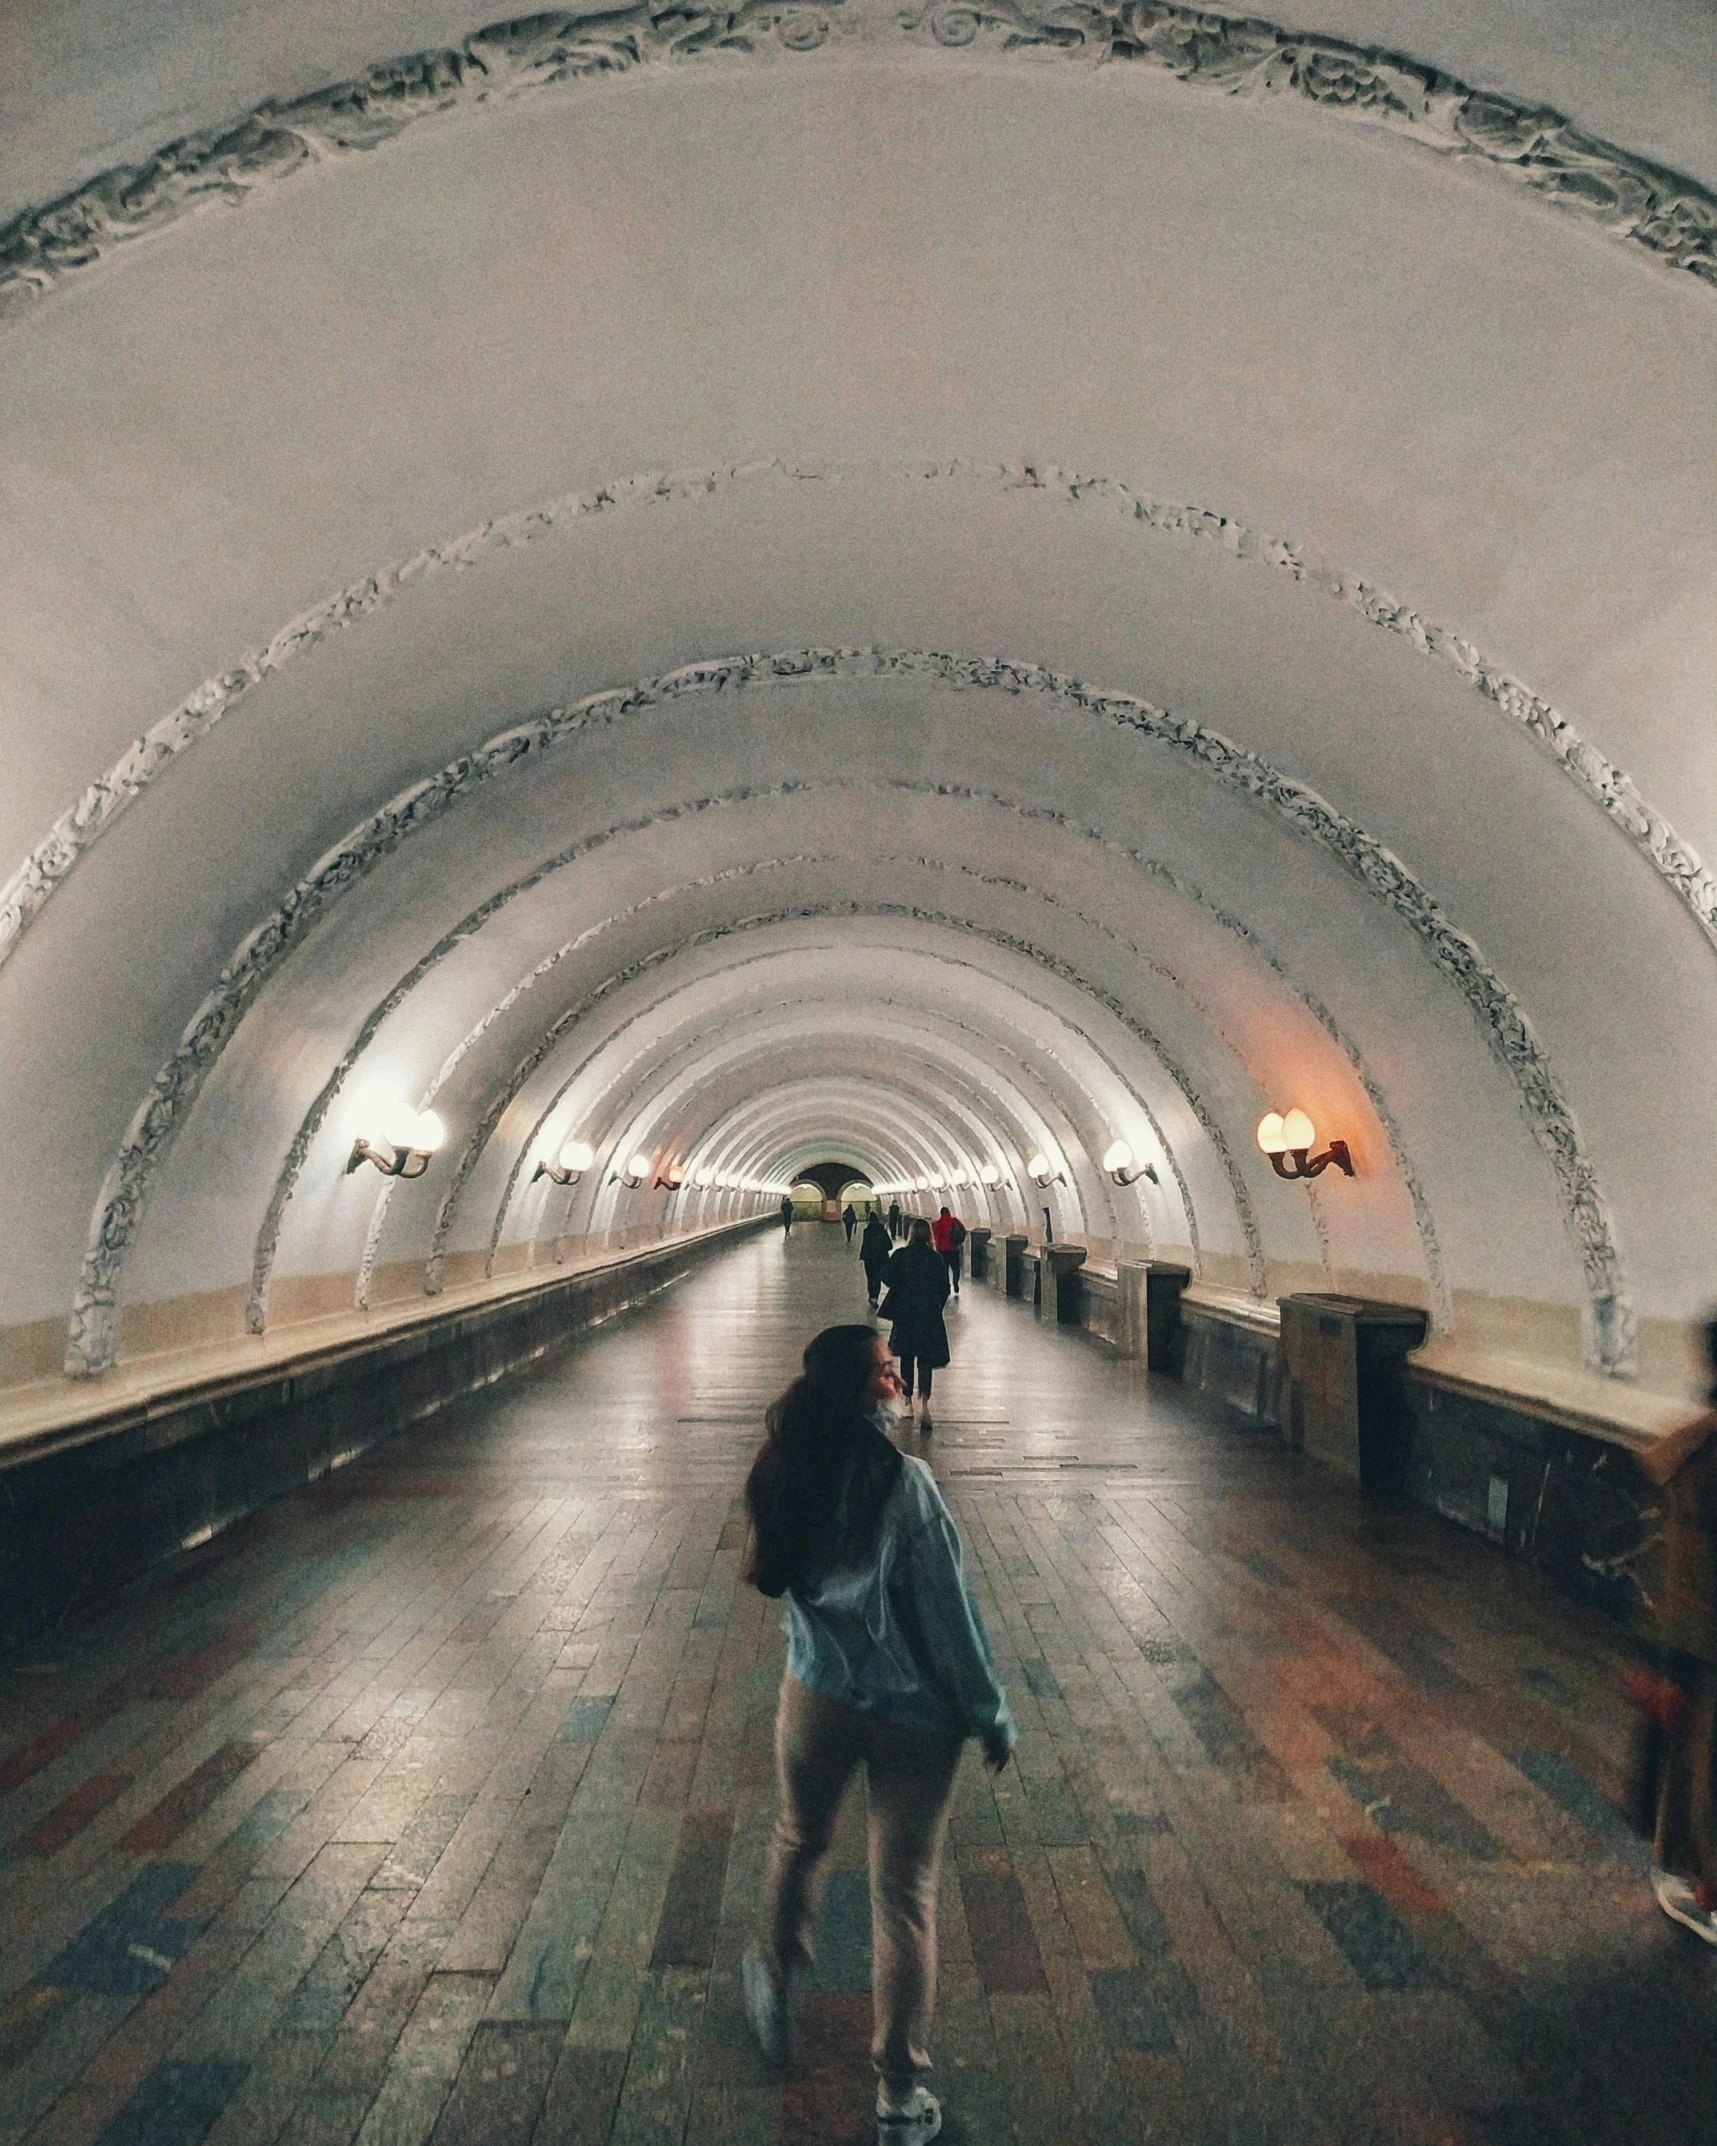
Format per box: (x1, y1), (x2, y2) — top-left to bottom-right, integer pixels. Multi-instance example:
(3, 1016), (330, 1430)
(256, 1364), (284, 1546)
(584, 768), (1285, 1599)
(0, 1221), (769, 1653)
(977, 1243), (1663, 1636)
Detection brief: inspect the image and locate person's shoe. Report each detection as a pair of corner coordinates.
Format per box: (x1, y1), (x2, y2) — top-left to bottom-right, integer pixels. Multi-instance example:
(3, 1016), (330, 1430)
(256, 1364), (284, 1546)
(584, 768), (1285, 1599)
(741, 1947), (792, 2065)
(1653, 1870), (1717, 1943)
(877, 2084), (941, 2145)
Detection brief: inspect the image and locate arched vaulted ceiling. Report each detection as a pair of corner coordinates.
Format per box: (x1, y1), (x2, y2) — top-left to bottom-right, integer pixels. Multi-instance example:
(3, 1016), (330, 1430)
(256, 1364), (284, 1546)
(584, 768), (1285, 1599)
(2, 0), (1716, 1407)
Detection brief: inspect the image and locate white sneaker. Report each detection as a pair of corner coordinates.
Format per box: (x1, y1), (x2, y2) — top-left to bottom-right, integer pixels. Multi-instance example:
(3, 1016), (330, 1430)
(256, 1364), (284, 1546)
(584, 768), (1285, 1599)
(1653, 1869), (1717, 1944)
(741, 1947), (791, 2065)
(877, 2084), (941, 2145)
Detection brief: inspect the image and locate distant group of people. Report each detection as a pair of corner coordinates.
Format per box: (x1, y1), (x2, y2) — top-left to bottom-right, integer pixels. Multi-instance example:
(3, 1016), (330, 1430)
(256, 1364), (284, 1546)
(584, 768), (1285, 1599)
(851, 1204), (968, 1422)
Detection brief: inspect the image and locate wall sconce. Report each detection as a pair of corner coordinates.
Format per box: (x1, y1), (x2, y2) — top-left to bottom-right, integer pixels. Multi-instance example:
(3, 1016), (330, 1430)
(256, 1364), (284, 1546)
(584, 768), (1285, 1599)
(1026, 1152), (1066, 1188)
(655, 1162), (686, 1191)
(617, 1151), (652, 1187)
(1257, 1109), (1354, 1180)
(978, 1163), (1001, 1186)
(533, 1138), (593, 1187)
(1102, 1139), (1159, 1187)
(346, 1091), (445, 1179)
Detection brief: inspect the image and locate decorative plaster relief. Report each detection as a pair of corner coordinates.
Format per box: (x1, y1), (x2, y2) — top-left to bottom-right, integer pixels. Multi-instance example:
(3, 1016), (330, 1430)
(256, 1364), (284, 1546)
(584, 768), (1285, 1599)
(352, 850), (821, 1307)
(5, 460), (1711, 1003)
(4, 1), (1715, 327)
(544, 1024), (1053, 1268)
(422, 901), (1262, 1297)
(483, 959), (1192, 1280)
(70, 652), (1617, 1377)
(256, 781), (1450, 1343)
(515, 988), (1117, 1264)
(920, 849), (1447, 1328)
(245, 788), (797, 1335)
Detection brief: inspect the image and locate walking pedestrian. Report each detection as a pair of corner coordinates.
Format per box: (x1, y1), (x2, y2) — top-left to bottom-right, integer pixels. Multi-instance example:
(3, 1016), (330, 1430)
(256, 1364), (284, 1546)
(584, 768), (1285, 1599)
(739, 1324), (1015, 2146)
(887, 1198), (903, 1241)
(880, 1219), (950, 1426)
(844, 1203), (859, 1245)
(780, 1194), (795, 1236)
(860, 1210), (892, 1308)
(1633, 1314), (1717, 1942)
(929, 1207), (966, 1297)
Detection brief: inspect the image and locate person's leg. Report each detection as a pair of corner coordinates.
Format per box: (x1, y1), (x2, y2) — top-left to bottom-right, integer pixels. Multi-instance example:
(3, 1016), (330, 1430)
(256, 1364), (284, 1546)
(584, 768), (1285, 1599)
(864, 1723), (963, 2100)
(762, 1677), (863, 1984)
(897, 1351), (917, 1400)
(918, 1364), (932, 1407)
(746, 1677), (864, 2065)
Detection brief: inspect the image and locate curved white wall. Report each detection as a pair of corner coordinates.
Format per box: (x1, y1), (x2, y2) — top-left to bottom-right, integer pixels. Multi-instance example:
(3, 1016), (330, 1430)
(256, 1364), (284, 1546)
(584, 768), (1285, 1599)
(2, 0), (1715, 1418)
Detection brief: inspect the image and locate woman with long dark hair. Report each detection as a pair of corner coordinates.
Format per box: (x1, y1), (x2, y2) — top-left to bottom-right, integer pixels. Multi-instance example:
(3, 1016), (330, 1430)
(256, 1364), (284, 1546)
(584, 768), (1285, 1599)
(741, 1324), (1014, 2146)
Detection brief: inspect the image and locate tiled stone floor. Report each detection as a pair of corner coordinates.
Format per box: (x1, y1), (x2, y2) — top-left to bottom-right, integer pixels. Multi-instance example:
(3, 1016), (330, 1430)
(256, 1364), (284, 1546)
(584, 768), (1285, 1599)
(1, 1225), (1712, 2146)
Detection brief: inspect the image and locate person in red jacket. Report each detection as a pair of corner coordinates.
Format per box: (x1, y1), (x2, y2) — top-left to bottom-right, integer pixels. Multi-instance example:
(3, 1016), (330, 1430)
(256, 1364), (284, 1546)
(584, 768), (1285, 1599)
(930, 1207), (967, 1297)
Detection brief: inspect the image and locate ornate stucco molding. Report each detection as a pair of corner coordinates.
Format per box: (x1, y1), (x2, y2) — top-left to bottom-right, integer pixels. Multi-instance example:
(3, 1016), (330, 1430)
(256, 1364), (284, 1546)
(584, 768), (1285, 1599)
(419, 902), (1265, 1298)
(478, 944), (1195, 1281)
(69, 654), (1608, 1380)
(503, 987), (1152, 1265)
(253, 799), (1213, 1339)
(6, 459), (1712, 993)
(4, 2), (1715, 327)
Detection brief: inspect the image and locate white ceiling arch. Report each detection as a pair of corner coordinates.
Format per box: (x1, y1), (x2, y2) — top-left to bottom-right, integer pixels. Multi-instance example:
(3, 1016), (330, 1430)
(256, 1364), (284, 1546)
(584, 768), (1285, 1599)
(84, 642), (1617, 1371)
(3, 0), (1715, 1415)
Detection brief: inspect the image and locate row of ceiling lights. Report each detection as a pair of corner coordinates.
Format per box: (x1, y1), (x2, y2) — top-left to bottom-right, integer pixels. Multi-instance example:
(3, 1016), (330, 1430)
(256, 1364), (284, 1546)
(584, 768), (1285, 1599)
(345, 1085), (1353, 1192)
(344, 1088), (785, 1191)
(868, 1138), (1160, 1197)
(535, 1145), (780, 1194)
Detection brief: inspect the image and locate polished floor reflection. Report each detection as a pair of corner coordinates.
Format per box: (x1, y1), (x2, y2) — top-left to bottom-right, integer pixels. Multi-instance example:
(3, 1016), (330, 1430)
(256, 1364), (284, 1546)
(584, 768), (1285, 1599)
(0, 1225), (1709, 2146)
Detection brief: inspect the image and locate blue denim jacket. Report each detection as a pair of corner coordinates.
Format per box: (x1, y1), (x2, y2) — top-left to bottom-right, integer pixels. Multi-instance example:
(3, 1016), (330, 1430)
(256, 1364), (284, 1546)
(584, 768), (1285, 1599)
(783, 1455), (1016, 1747)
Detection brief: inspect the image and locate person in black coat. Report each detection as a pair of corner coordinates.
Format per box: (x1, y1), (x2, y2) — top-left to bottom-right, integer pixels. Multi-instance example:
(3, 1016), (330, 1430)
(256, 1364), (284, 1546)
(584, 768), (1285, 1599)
(881, 1218), (951, 1422)
(859, 1212), (893, 1308)
(842, 1203), (858, 1244)
(887, 1198), (903, 1240)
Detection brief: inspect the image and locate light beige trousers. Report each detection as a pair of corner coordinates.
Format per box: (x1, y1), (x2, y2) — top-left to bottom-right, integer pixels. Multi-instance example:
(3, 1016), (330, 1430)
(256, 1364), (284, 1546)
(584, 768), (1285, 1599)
(763, 1673), (963, 2090)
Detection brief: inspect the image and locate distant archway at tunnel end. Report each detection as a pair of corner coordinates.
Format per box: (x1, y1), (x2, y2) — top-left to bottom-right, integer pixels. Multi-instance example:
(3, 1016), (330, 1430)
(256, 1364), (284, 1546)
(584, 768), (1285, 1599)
(793, 1161), (875, 1205)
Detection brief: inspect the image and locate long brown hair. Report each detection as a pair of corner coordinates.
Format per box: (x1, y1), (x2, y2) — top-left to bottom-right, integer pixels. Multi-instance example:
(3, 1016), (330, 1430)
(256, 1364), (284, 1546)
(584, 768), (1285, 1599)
(743, 1325), (903, 1598)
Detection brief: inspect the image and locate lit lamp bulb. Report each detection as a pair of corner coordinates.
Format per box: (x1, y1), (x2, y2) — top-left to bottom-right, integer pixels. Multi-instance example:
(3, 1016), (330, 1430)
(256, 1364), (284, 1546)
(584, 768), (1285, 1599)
(534, 1136), (593, 1187)
(380, 1097), (423, 1152)
(978, 1163), (1001, 1186)
(622, 1152), (651, 1187)
(1256, 1107), (1354, 1181)
(1027, 1152), (1063, 1187)
(1102, 1138), (1158, 1188)
(346, 1086), (444, 1179)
